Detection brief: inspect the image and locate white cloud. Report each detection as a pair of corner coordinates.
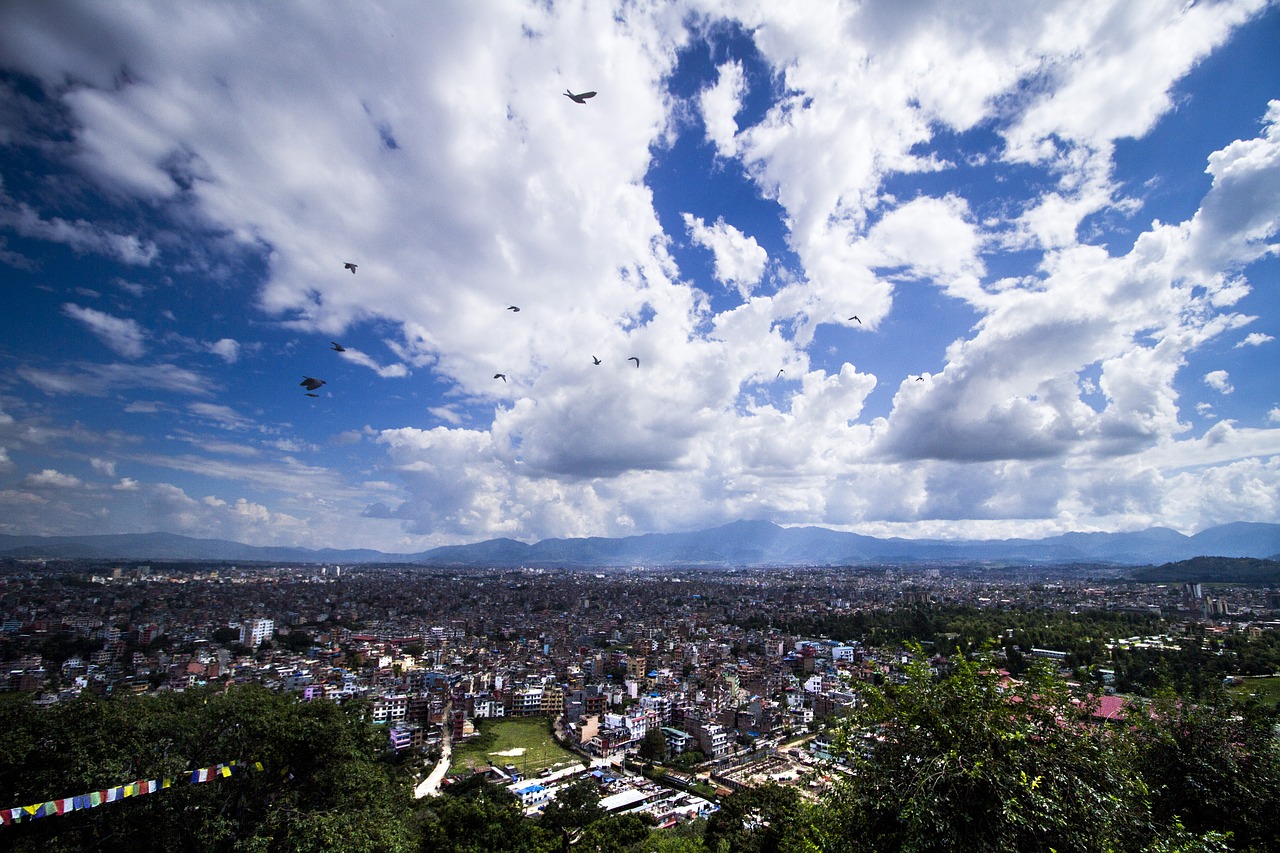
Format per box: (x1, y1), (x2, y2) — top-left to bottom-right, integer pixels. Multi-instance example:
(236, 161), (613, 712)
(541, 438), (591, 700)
(23, 468), (82, 489)
(0, 200), (157, 264)
(0, 1), (1275, 545)
(89, 457), (116, 477)
(207, 337), (240, 363)
(187, 402), (257, 430)
(1203, 370), (1234, 394)
(682, 213), (768, 297)
(1184, 99), (1280, 275)
(699, 59), (746, 155)
(18, 362), (209, 396)
(334, 347), (409, 378)
(62, 303), (147, 358)
(1236, 331), (1274, 348)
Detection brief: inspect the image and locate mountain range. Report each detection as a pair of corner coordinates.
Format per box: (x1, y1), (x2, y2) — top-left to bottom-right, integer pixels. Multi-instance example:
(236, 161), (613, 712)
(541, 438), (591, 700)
(2, 520), (1279, 567)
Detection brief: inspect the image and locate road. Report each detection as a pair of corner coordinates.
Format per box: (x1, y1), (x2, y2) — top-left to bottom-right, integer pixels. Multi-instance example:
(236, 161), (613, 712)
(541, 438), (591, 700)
(413, 699), (452, 799)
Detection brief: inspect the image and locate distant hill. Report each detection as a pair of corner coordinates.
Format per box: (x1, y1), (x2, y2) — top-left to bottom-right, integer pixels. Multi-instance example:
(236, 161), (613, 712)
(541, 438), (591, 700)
(1129, 556), (1280, 585)
(4, 520), (1279, 568)
(0, 532), (393, 564)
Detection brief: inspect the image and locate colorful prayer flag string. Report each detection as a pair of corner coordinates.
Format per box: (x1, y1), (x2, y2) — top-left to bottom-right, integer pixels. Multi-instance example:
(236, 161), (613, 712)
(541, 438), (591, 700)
(1, 760), (266, 827)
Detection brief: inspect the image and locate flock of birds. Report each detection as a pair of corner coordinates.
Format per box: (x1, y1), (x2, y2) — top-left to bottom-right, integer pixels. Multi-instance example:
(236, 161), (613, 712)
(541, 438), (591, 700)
(300, 89), (915, 399)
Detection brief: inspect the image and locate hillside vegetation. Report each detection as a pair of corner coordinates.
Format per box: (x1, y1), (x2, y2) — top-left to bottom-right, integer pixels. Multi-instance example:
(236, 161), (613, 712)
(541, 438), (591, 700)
(1, 665), (1277, 852)
(1130, 556), (1280, 584)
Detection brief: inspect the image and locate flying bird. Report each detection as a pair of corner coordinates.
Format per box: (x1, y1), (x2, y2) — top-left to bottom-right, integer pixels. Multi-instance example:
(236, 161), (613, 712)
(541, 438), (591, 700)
(564, 89), (596, 104)
(494, 373), (506, 382)
(915, 375), (925, 381)
(305, 393), (319, 398)
(343, 262), (357, 273)
(628, 357), (640, 368)
(330, 342), (345, 352)
(507, 305), (520, 312)
(849, 315), (861, 324)
(592, 356), (601, 365)
(300, 376), (326, 391)
(777, 369), (785, 377)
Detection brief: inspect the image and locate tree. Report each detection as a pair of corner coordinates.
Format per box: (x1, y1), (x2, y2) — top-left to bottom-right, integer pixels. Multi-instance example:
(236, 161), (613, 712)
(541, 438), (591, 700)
(639, 727), (667, 762)
(1130, 688), (1280, 851)
(539, 776), (602, 837)
(416, 778), (556, 853)
(0, 685), (416, 852)
(703, 783), (814, 853)
(819, 649), (1148, 853)
(574, 813), (655, 852)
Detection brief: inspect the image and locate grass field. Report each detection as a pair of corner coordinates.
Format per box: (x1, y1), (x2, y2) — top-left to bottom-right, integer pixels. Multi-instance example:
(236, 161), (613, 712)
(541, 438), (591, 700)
(1228, 675), (1280, 708)
(451, 717), (582, 776)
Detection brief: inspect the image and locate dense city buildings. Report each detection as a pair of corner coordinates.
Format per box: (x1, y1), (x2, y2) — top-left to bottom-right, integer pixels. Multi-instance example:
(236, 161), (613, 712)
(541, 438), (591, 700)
(3, 557), (1278, 802)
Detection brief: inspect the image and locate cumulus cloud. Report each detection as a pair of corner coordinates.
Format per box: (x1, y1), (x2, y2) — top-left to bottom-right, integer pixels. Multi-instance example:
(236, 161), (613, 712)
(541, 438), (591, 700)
(1236, 331), (1274, 348)
(1184, 99), (1280, 275)
(62, 303), (147, 358)
(207, 338), (240, 363)
(0, 0), (1275, 545)
(682, 213), (768, 297)
(23, 468), (82, 489)
(1203, 370), (1234, 394)
(700, 59), (746, 155)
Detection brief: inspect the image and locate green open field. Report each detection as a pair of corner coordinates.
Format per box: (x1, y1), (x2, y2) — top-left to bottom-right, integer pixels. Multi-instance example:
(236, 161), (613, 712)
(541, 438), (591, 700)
(1228, 675), (1280, 708)
(451, 717), (582, 776)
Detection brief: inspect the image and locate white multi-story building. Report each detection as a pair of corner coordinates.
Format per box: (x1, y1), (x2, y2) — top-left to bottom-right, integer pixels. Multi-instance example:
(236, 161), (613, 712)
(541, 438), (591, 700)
(370, 694), (409, 725)
(511, 687), (545, 716)
(240, 618), (274, 648)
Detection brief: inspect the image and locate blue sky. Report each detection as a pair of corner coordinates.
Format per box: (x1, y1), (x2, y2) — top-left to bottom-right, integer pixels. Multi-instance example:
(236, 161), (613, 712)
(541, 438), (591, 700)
(0, 0), (1277, 551)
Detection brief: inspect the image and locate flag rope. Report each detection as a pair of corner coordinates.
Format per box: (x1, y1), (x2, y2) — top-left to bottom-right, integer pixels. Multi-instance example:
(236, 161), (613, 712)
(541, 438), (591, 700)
(1, 760), (270, 827)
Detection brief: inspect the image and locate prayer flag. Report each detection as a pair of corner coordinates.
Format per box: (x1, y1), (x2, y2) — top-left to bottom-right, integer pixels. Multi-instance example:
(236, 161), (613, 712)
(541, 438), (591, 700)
(89, 791), (101, 807)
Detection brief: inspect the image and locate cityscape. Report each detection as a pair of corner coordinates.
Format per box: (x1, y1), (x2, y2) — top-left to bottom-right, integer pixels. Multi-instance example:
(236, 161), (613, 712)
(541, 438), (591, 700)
(4, 550), (1279, 834)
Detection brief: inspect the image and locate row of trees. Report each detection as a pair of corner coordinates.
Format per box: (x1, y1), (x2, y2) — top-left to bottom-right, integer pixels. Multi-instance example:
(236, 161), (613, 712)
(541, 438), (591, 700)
(2, 659), (1278, 851)
(771, 604), (1280, 695)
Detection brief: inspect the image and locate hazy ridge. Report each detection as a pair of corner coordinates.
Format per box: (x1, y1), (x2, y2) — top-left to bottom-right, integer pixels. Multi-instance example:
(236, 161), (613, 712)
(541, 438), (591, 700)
(3, 520), (1279, 567)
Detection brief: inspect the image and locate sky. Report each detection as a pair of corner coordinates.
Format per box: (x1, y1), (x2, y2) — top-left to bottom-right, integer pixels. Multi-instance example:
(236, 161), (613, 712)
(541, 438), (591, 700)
(0, 0), (1278, 553)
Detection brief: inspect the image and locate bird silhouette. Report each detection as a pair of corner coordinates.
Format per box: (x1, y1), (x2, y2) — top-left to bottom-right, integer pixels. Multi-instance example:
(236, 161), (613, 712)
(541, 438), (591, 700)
(849, 315), (861, 324)
(915, 375), (925, 381)
(494, 373), (506, 382)
(330, 342), (345, 352)
(564, 89), (596, 104)
(300, 377), (326, 391)
(777, 369), (785, 377)
(343, 262), (357, 273)
(592, 356), (601, 365)
(305, 393), (319, 397)
(628, 357), (640, 368)
(507, 305), (520, 312)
